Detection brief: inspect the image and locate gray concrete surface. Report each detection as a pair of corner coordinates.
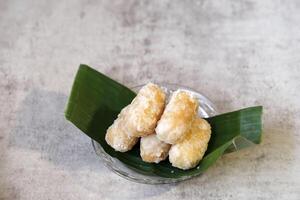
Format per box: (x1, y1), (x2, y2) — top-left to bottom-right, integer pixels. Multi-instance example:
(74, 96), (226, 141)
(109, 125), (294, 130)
(1, 0), (300, 199)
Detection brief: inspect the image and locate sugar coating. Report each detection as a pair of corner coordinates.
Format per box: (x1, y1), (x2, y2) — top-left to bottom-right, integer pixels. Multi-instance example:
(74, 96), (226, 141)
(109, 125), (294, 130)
(140, 134), (171, 163)
(169, 118), (211, 170)
(105, 116), (138, 152)
(126, 83), (166, 137)
(105, 83), (166, 152)
(156, 90), (198, 144)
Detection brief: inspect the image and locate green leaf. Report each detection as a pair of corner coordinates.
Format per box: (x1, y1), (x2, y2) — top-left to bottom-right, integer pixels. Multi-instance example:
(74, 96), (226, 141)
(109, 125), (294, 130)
(65, 64), (263, 178)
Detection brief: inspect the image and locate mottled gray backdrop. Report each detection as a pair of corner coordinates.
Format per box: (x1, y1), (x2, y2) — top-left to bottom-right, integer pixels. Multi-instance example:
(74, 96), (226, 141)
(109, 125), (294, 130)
(0, 0), (299, 199)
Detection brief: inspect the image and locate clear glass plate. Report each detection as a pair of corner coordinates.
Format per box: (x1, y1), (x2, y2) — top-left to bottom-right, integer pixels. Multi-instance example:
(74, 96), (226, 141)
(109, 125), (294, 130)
(92, 83), (219, 184)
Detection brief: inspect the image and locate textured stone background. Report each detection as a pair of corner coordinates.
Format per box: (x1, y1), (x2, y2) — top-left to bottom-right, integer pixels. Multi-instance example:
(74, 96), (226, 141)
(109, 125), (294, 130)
(0, 0), (300, 199)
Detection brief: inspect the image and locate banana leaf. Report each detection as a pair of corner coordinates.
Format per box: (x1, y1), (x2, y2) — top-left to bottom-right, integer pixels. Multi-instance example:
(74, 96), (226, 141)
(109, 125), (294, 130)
(65, 64), (263, 178)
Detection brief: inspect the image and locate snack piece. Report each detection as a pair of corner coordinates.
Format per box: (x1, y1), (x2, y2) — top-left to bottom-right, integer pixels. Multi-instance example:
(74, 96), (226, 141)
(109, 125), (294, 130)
(169, 118), (211, 170)
(105, 83), (165, 152)
(156, 90), (198, 144)
(126, 83), (166, 137)
(105, 116), (138, 152)
(140, 134), (171, 163)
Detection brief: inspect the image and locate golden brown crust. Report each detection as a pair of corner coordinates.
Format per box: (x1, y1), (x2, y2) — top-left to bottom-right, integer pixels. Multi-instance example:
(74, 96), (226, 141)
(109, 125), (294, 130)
(105, 83), (166, 152)
(105, 117), (138, 152)
(156, 91), (198, 144)
(168, 118), (211, 170)
(126, 83), (166, 137)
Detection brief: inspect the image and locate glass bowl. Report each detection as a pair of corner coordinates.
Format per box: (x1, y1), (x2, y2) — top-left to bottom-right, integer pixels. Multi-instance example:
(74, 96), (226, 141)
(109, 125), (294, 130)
(92, 83), (218, 184)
